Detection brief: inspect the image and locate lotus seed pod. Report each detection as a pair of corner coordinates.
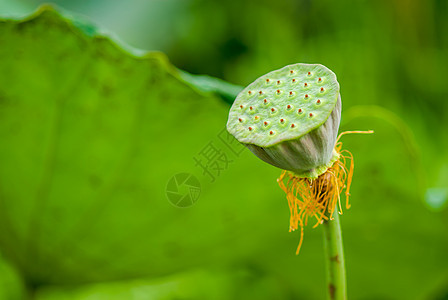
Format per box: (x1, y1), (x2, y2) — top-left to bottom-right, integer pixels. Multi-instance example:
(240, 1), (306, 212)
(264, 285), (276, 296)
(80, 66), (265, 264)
(227, 63), (341, 178)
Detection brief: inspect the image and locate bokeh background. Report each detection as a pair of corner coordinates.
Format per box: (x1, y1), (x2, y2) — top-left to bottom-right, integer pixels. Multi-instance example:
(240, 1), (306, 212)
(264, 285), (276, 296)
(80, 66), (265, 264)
(0, 0), (447, 299)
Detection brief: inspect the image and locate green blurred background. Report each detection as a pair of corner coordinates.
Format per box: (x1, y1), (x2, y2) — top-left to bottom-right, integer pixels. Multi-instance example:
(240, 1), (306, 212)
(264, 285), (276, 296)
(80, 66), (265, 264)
(0, 0), (447, 299)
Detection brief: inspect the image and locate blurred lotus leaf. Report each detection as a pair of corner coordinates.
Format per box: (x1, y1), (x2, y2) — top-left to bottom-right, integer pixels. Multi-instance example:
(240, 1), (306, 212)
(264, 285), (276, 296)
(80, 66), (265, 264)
(0, 5), (251, 285)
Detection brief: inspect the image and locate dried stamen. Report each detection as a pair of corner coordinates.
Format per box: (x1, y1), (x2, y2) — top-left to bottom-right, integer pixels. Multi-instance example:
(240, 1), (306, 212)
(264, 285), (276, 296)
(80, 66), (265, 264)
(276, 131), (373, 255)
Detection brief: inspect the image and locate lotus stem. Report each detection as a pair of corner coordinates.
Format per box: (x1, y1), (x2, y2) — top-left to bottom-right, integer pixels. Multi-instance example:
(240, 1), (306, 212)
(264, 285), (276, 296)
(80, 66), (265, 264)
(322, 210), (347, 300)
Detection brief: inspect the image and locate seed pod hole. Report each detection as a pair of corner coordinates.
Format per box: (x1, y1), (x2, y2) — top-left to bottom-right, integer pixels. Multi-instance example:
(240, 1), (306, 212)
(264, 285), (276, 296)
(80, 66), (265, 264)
(298, 108), (303, 114)
(292, 78), (296, 83)
(304, 83), (308, 87)
(309, 113), (313, 117)
(291, 123), (296, 128)
(238, 118), (243, 123)
(304, 94), (309, 99)
(248, 127), (253, 131)
(318, 77), (322, 83)
(276, 90), (281, 95)
(320, 87), (324, 92)
(269, 130), (274, 135)
(316, 99), (321, 104)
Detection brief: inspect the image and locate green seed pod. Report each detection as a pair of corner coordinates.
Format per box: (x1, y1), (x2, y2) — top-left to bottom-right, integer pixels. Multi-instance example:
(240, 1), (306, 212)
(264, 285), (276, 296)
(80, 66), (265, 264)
(227, 63), (341, 179)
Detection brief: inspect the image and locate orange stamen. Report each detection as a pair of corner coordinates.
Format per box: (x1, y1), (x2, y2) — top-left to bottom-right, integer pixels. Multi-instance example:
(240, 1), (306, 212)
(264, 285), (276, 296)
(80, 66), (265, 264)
(276, 130), (373, 255)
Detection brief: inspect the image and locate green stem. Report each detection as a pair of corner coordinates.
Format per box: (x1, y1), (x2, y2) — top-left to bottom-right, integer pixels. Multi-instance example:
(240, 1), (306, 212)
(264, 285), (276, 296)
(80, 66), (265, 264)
(322, 211), (347, 300)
